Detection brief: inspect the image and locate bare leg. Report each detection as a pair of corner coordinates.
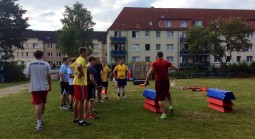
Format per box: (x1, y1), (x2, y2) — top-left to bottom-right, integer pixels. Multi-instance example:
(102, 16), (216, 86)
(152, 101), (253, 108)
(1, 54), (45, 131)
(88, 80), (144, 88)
(73, 99), (78, 119)
(158, 101), (166, 113)
(78, 100), (84, 120)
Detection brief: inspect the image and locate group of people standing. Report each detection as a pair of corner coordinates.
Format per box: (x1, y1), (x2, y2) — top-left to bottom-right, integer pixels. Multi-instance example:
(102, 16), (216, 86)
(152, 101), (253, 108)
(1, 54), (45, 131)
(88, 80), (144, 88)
(25, 47), (178, 131)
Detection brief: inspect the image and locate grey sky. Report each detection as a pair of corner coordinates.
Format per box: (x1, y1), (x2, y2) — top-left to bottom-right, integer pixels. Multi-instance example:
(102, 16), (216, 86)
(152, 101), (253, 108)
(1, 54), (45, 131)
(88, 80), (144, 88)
(17, 0), (255, 31)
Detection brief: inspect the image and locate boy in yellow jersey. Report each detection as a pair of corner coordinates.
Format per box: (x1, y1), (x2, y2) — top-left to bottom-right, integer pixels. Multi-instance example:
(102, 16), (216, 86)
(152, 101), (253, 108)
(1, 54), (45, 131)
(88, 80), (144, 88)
(70, 47), (90, 126)
(101, 60), (111, 99)
(113, 59), (128, 99)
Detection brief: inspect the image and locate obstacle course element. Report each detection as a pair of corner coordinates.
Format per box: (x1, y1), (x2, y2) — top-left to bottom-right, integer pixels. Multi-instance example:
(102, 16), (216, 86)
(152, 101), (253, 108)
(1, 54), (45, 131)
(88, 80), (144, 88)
(143, 89), (160, 113)
(183, 84), (208, 92)
(133, 80), (149, 85)
(207, 88), (235, 113)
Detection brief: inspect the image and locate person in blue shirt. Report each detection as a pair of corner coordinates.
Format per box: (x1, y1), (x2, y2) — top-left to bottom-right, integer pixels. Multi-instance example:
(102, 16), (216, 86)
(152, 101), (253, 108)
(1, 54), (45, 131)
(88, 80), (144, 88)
(59, 57), (70, 110)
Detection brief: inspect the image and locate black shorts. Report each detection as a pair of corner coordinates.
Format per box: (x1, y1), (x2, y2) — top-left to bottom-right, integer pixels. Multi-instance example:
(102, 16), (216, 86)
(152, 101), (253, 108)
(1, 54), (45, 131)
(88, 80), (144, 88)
(101, 82), (109, 87)
(117, 79), (127, 87)
(87, 84), (96, 100)
(96, 80), (102, 88)
(69, 85), (74, 95)
(60, 81), (69, 96)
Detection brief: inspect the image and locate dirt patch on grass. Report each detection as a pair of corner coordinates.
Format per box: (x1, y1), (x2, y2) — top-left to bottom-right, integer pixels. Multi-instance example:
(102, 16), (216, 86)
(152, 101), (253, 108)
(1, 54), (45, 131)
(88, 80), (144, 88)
(0, 83), (29, 98)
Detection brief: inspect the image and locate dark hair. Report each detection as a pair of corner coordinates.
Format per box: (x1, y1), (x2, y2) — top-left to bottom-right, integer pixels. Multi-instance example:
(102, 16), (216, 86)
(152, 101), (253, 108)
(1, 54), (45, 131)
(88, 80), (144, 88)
(34, 50), (43, 59)
(71, 57), (76, 63)
(157, 51), (163, 58)
(78, 47), (86, 54)
(63, 57), (68, 62)
(88, 56), (96, 62)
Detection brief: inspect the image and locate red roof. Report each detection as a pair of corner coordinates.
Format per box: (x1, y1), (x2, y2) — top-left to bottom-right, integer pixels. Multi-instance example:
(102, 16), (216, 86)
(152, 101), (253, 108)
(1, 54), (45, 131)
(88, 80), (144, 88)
(108, 7), (255, 31)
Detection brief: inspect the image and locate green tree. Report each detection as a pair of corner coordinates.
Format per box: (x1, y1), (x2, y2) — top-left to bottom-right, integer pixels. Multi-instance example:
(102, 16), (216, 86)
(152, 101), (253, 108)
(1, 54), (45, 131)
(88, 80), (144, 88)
(57, 1), (95, 57)
(185, 17), (252, 71)
(0, 0), (29, 60)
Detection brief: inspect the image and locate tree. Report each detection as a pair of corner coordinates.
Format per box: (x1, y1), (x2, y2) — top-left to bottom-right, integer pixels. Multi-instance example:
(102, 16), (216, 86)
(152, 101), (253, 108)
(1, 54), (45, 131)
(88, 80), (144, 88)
(57, 1), (95, 57)
(185, 17), (253, 71)
(0, 0), (29, 60)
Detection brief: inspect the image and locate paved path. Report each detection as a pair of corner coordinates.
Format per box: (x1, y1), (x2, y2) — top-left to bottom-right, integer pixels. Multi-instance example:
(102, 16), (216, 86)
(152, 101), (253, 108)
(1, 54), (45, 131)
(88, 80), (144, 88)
(0, 83), (29, 98)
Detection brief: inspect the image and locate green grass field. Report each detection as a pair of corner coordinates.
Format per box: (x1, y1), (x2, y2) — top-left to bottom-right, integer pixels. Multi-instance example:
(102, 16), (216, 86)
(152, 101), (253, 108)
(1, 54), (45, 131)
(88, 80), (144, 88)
(0, 79), (255, 139)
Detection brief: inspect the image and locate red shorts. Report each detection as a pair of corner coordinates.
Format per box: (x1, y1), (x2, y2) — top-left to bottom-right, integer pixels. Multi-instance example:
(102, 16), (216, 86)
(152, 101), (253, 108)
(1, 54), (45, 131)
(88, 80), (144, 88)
(31, 91), (48, 105)
(155, 80), (170, 101)
(74, 85), (88, 101)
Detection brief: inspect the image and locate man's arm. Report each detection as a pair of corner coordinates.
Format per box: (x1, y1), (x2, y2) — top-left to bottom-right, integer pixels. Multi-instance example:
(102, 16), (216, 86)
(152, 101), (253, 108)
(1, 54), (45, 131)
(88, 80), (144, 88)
(77, 64), (84, 78)
(144, 67), (154, 85)
(89, 74), (98, 89)
(59, 72), (67, 82)
(170, 64), (179, 72)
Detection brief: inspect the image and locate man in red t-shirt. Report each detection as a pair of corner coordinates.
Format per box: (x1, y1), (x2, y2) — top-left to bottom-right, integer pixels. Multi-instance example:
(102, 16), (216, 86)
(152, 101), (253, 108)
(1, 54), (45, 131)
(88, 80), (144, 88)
(144, 51), (179, 119)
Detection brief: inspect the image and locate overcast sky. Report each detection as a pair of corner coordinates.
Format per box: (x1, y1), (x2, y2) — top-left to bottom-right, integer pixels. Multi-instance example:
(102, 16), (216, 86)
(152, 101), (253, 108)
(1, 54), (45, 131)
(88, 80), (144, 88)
(17, 0), (255, 31)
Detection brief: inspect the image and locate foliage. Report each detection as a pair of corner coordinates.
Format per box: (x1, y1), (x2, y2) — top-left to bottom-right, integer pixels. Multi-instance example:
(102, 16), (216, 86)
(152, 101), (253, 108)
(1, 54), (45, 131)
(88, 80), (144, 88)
(57, 1), (95, 57)
(0, 0), (29, 60)
(170, 71), (189, 79)
(57, 25), (82, 57)
(0, 61), (26, 82)
(185, 17), (253, 72)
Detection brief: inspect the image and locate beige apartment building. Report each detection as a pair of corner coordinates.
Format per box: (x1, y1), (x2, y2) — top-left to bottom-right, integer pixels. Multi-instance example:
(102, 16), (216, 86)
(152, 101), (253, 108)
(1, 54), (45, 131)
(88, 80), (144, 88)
(107, 7), (255, 69)
(13, 30), (107, 67)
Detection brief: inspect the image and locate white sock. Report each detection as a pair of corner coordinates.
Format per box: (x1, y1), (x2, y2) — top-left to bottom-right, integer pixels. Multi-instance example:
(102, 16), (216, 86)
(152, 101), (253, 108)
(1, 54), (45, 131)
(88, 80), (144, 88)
(37, 120), (42, 125)
(169, 106), (173, 109)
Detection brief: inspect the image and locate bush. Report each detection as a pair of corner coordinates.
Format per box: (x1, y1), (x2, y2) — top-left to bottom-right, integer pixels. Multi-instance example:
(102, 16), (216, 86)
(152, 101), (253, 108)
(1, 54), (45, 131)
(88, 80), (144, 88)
(170, 71), (189, 79)
(0, 61), (26, 82)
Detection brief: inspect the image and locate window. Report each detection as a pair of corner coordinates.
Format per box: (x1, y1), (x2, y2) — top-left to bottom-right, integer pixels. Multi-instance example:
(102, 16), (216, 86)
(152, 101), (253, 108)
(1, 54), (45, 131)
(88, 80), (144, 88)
(145, 31), (150, 39)
(227, 56), (231, 62)
(132, 44), (140, 51)
(167, 31), (173, 38)
(195, 21), (203, 27)
(114, 31), (121, 36)
(47, 43), (52, 48)
(132, 56), (140, 62)
(57, 61), (61, 66)
(248, 45), (253, 51)
(17, 52), (19, 57)
(237, 56), (241, 62)
(56, 53), (62, 57)
(167, 56), (174, 62)
(48, 61), (53, 65)
(26, 43), (29, 47)
(26, 52), (28, 57)
(180, 21), (187, 27)
(166, 44), (174, 51)
(94, 44), (99, 49)
(165, 21), (171, 27)
(33, 43), (38, 48)
(247, 56), (253, 62)
(156, 31), (161, 38)
(47, 52), (52, 57)
(132, 31), (139, 38)
(145, 44), (150, 51)
(214, 56), (220, 63)
(145, 56), (150, 62)
(156, 44), (161, 51)
(21, 52), (24, 57)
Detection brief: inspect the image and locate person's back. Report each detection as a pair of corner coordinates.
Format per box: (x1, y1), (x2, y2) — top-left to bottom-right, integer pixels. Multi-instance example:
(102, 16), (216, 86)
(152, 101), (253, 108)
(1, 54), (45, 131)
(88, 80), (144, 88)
(27, 60), (51, 92)
(151, 59), (172, 81)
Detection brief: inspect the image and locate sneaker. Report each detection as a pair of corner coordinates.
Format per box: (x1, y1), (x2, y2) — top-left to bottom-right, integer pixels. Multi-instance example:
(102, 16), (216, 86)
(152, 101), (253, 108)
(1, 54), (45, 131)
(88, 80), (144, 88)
(160, 113), (167, 119)
(93, 110), (99, 114)
(123, 96), (126, 99)
(84, 113), (89, 118)
(36, 124), (43, 131)
(97, 100), (104, 103)
(73, 118), (79, 123)
(89, 114), (99, 119)
(169, 108), (174, 113)
(60, 105), (69, 110)
(117, 96), (120, 100)
(78, 120), (91, 126)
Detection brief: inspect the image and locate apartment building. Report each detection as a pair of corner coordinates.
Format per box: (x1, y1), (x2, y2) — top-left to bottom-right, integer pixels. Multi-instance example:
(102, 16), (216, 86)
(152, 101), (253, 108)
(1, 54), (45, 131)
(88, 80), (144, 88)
(107, 7), (255, 68)
(13, 30), (107, 66)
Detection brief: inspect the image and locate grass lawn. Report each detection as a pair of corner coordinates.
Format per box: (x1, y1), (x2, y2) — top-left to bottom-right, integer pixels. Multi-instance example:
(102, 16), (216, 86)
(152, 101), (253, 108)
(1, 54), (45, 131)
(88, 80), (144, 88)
(0, 78), (255, 139)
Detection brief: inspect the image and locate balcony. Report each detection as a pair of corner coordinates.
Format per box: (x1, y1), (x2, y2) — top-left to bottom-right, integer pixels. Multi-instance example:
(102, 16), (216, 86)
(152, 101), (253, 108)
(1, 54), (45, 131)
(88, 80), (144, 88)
(180, 50), (210, 56)
(111, 50), (127, 56)
(110, 36), (126, 43)
(180, 63), (210, 68)
(180, 36), (186, 42)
